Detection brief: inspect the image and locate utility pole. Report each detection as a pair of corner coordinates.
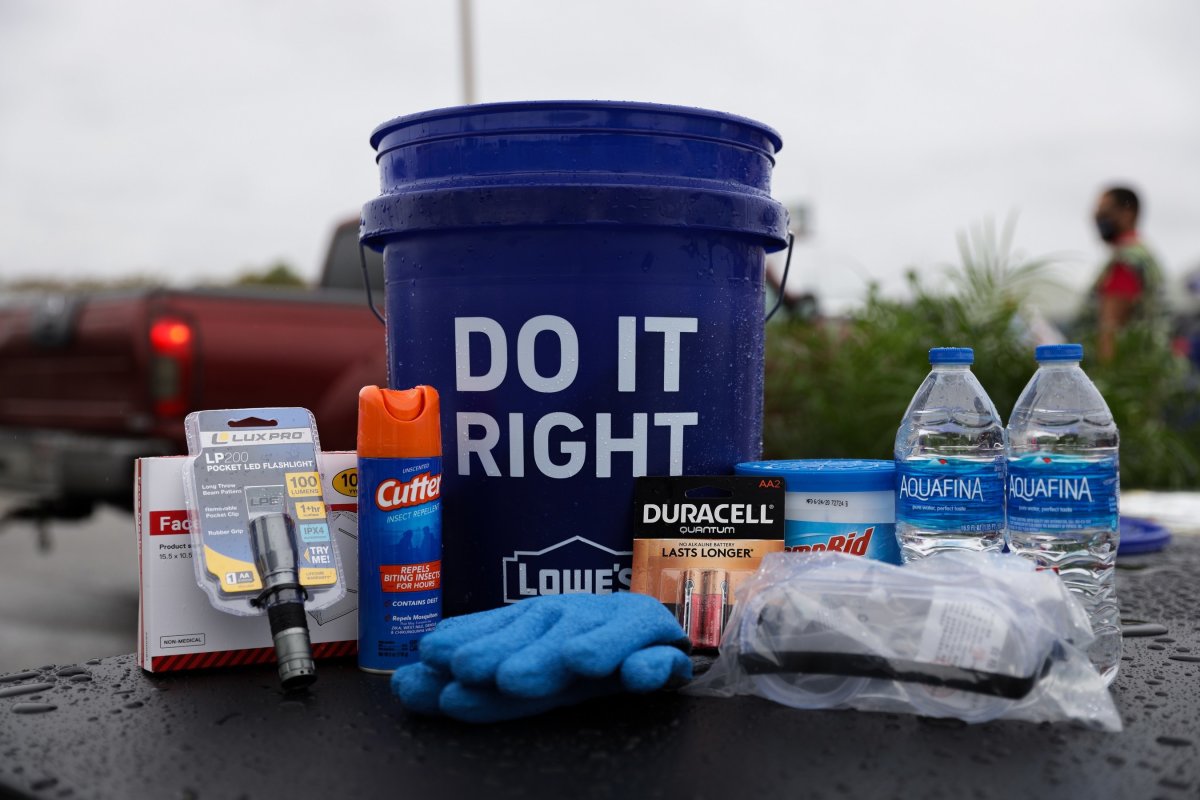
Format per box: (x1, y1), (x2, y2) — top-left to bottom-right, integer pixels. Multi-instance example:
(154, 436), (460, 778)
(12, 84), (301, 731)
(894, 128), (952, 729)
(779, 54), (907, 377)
(459, 0), (477, 105)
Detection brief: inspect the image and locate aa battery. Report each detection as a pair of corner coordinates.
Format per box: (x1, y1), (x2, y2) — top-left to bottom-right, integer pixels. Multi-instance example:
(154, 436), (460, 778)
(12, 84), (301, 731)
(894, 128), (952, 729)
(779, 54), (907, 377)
(679, 568), (729, 649)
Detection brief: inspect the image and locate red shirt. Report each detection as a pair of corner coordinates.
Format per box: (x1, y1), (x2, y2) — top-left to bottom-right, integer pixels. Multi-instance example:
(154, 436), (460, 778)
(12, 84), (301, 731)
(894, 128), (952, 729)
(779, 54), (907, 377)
(1098, 232), (1145, 300)
(1099, 262), (1143, 299)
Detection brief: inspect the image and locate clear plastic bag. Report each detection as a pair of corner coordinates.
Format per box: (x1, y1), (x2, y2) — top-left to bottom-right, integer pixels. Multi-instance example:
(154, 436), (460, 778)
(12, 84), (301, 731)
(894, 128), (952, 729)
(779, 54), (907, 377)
(685, 551), (1121, 731)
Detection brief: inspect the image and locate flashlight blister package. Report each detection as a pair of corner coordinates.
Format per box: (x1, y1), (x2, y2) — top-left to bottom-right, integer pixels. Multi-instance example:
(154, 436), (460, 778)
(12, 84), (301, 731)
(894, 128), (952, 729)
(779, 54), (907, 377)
(183, 408), (348, 688)
(685, 551), (1121, 730)
(184, 408), (346, 615)
(631, 476), (785, 651)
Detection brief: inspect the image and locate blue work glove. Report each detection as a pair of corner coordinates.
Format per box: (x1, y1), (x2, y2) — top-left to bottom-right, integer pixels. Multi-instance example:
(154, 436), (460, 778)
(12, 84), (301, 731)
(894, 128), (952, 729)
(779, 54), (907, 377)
(393, 644), (692, 723)
(423, 592), (690, 697)
(391, 592), (692, 722)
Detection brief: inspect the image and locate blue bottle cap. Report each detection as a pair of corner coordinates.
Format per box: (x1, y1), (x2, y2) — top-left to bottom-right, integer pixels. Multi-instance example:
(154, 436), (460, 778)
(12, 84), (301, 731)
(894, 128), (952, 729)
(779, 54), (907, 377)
(735, 459), (896, 492)
(1035, 343), (1084, 362)
(929, 347), (974, 365)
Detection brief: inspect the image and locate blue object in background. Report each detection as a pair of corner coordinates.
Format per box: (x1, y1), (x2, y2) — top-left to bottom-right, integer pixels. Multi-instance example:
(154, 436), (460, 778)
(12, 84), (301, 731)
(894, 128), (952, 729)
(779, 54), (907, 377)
(1120, 516), (1171, 555)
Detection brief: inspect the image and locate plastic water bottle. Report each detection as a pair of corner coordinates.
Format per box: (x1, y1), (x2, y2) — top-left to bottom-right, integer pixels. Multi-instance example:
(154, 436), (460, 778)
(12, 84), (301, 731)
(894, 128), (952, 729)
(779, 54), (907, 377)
(1006, 343), (1120, 685)
(894, 347), (1006, 561)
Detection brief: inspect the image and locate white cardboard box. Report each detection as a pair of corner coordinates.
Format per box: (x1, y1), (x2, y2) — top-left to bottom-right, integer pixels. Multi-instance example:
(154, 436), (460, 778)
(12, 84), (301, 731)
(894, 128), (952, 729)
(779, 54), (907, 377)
(136, 452), (359, 672)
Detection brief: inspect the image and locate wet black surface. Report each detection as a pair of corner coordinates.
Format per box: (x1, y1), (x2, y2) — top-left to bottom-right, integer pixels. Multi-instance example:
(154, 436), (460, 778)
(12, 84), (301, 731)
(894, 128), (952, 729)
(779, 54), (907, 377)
(1, 540), (1198, 800)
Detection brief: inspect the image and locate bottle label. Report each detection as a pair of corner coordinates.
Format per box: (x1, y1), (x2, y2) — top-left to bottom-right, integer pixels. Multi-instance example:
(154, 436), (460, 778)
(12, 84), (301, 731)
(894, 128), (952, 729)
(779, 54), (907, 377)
(1006, 453), (1119, 532)
(896, 456), (1005, 532)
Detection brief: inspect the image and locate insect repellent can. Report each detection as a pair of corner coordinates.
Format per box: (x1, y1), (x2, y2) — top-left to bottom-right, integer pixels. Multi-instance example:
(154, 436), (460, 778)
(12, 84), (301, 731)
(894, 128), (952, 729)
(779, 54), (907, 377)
(357, 385), (443, 673)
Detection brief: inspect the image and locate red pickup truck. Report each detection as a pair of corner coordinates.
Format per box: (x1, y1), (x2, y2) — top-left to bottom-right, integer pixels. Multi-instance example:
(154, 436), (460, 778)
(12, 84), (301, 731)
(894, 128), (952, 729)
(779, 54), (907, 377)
(0, 221), (386, 523)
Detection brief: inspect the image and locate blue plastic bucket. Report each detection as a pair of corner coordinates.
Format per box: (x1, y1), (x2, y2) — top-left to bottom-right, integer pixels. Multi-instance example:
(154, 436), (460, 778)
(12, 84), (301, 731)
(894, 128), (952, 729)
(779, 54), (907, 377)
(362, 101), (789, 615)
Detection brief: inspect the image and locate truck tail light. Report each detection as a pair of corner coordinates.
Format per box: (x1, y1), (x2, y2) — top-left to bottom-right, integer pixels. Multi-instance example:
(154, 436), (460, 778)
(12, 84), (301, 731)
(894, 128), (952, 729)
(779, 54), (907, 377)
(149, 317), (194, 418)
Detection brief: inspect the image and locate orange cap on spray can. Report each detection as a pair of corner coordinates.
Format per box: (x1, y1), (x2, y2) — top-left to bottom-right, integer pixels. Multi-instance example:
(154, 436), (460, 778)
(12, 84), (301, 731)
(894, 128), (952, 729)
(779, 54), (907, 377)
(357, 385), (441, 459)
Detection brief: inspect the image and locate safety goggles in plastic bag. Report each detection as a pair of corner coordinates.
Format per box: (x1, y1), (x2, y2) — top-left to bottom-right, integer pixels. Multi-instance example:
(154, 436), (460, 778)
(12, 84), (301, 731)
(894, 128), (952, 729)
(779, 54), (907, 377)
(684, 551), (1121, 730)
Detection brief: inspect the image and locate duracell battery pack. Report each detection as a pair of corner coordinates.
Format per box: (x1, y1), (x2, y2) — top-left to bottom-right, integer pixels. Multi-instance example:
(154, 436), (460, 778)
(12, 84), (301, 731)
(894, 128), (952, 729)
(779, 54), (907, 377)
(631, 476), (785, 650)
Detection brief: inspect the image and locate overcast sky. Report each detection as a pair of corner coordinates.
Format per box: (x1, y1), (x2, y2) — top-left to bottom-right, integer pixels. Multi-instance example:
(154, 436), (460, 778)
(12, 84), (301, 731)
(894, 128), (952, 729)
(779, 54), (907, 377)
(2, 0), (1198, 311)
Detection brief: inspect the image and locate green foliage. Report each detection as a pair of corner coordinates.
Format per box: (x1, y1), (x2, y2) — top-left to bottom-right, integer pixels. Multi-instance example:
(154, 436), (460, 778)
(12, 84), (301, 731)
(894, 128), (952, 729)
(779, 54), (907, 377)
(233, 261), (307, 288)
(1087, 326), (1200, 489)
(763, 218), (1199, 489)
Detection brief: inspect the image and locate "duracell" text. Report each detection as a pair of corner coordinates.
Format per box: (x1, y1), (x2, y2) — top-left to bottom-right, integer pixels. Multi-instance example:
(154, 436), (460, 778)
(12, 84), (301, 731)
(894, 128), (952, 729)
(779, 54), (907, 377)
(642, 503), (774, 525)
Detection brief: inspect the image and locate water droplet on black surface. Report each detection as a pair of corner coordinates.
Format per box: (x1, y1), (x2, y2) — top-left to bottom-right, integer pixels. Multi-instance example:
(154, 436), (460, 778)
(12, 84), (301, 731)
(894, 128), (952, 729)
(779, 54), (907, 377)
(55, 666), (89, 678)
(1123, 623), (1170, 638)
(0, 671), (41, 684)
(12, 703), (57, 715)
(1160, 777), (1192, 790)
(0, 683), (55, 698)
(1155, 735), (1193, 747)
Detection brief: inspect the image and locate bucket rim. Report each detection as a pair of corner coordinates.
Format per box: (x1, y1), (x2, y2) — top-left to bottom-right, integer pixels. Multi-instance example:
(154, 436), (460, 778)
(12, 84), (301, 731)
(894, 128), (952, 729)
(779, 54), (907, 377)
(369, 100), (783, 154)
(360, 182), (790, 252)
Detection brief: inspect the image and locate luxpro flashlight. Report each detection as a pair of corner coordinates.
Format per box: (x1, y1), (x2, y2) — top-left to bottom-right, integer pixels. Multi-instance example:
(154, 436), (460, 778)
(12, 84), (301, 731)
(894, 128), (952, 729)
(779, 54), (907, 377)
(249, 513), (317, 689)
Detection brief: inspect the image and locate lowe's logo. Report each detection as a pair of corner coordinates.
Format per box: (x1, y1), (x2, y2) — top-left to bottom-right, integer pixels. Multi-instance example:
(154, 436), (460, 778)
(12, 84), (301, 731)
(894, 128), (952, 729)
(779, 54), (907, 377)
(502, 536), (632, 604)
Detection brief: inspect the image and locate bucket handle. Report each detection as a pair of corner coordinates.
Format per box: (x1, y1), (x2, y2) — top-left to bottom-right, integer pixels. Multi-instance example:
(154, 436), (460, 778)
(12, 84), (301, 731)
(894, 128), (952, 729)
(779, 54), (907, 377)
(360, 241), (387, 326)
(764, 231), (796, 323)
(362, 230), (795, 327)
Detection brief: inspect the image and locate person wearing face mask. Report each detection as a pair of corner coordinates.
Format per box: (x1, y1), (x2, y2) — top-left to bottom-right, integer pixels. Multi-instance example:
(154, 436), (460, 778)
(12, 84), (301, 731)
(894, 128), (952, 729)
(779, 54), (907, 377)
(1087, 185), (1165, 362)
